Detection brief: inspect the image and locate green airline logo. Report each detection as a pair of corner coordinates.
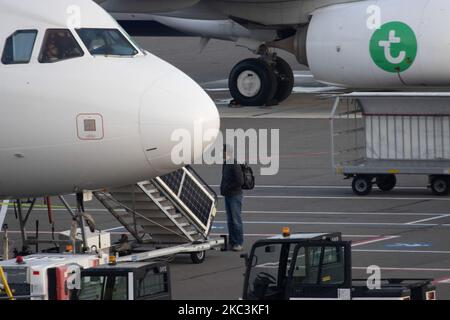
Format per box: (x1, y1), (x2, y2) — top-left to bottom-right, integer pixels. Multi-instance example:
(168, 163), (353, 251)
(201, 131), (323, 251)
(369, 21), (417, 73)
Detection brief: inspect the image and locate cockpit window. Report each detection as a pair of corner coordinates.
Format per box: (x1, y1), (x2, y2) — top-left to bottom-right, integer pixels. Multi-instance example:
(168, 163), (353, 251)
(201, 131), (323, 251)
(1, 30), (37, 65)
(39, 29), (84, 63)
(76, 29), (138, 57)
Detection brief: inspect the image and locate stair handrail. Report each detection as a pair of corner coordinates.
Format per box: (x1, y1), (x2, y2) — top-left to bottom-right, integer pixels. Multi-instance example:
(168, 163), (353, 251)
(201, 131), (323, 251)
(94, 191), (190, 241)
(152, 166), (217, 236)
(185, 165), (218, 204)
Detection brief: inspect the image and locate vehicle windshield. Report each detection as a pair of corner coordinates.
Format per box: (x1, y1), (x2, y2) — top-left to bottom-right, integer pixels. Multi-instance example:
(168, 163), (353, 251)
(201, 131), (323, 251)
(292, 245), (346, 286)
(246, 242), (293, 300)
(77, 275), (128, 300)
(76, 28), (138, 57)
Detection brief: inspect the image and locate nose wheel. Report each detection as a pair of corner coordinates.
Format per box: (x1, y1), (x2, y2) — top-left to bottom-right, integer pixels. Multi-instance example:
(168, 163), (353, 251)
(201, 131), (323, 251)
(273, 57), (294, 103)
(229, 57), (293, 106)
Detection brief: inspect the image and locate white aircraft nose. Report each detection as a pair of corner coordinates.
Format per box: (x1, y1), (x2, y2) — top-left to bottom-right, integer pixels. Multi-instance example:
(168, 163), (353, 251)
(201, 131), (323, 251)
(140, 71), (220, 175)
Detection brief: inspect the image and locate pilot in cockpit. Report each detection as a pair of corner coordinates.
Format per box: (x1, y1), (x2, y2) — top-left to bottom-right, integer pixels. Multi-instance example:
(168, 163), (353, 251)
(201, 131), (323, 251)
(41, 30), (81, 63)
(43, 39), (60, 63)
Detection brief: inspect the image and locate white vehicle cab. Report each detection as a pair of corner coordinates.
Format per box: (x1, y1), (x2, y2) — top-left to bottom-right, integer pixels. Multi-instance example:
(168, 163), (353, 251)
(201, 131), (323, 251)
(0, 0), (220, 198)
(0, 253), (106, 300)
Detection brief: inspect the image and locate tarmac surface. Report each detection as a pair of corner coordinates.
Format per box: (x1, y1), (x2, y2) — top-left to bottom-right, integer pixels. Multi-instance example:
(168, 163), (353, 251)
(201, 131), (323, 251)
(1, 37), (450, 300)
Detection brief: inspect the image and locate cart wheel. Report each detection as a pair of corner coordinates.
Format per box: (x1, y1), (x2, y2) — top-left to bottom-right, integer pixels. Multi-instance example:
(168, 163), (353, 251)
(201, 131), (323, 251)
(376, 175), (397, 192)
(430, 176), (450, 196)
(191, 251), (206, 264)
(352, 175), (373, 196)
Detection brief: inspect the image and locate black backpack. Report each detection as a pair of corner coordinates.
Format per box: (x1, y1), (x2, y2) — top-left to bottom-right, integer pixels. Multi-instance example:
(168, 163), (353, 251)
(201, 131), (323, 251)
(241, 163), (255, 190)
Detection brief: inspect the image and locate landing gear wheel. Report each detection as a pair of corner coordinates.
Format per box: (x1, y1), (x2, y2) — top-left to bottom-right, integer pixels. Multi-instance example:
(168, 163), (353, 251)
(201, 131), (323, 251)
(376, 174), (397, 192)
(273, 57), (294, 103)
(430, 176), (450, 196)
(229, 58), (277, 106)
(352, 175), (373, 196)
(191, 250), (206, 264)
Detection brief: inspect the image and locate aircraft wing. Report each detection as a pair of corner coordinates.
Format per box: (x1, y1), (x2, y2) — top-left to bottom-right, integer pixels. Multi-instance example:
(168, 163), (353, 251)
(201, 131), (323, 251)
(98, 0), (313, 13)
(97, 0), (202, 13)
(98, 0), (296, 10)
(100, 0), (357, 25)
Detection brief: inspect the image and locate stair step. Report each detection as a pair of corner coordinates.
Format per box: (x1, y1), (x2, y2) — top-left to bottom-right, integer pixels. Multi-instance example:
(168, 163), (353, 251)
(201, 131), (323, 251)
(114, 199), (172, 208)
(114, 201), (174, 211)
(120, 210), (181, 221)
(134, 217), (190, 228)
(141, 187), (159, 194)
(111, 193), (152, 202)
(145, 226), (198, 235)
(142, 225), (187, 235)
(138, 182), (158, 192)
(141, 222), (192, 230)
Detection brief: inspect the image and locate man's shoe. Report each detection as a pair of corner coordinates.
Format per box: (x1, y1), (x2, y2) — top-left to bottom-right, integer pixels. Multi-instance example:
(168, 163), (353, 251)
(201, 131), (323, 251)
(232, 245), (243, 252)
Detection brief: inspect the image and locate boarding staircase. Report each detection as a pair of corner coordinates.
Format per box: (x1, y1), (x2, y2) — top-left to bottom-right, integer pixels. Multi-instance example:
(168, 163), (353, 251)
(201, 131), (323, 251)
(93, 166), (218, 244)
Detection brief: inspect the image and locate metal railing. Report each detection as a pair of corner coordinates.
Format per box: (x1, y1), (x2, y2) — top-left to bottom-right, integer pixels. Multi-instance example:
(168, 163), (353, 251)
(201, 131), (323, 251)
(330, 97), (366, 171)
(153, 166), (217, 237)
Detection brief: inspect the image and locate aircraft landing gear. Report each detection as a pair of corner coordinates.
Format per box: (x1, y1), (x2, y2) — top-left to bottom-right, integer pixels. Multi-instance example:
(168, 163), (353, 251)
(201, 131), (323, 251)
(273, 57), (294, 103)
(229, 55), (294, 107)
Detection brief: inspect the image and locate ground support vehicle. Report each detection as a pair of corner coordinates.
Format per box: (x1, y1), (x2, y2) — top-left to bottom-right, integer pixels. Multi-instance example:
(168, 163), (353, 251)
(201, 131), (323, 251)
(242, 231), (436, 300)
(331, 93), (450, 196)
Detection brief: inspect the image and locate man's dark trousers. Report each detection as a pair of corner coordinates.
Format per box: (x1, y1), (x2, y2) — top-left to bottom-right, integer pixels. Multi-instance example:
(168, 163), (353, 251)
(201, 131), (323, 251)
(224, 193), (243, 246)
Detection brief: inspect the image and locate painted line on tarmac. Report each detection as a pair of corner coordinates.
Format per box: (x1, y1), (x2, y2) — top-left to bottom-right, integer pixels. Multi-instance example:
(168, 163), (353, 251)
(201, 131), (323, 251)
(211, 185), (425, 190)
(351, 236), (399, 247)
(100, 226), (386, 240)
(3, 229), (385, 240)
(210, 233), (384, 238)
(214, 220), (440, 227)
(211, 233), (277, 237)
(226, 195), (450, 201)
(353, 266), (450, 272)
(7, 207), (447, 219)
(434, 276), (450, 284)
(405, 214), (450, 225)
(217, 210), (446, 217)
(1, 230), (128, 235)
(353, 249), (450, 254)
(354, 267), (450, 285)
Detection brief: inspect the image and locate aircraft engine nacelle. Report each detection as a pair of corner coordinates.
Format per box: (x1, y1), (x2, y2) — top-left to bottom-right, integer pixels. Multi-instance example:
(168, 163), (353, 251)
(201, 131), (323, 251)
(304, 0), (450, 88)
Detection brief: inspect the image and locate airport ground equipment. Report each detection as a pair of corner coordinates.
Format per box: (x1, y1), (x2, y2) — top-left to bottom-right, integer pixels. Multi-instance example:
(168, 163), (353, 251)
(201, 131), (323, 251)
(0, 266), (14, 300)
(73, 261), (170, 300)
(331, 93), (450, 196)
(241, 231), (436, 300)
(0, 253), (171, 300)
(0, 253), (107, 300)
(2, 166), (224, 264)
(3, 196), (93, 254)
(0, 166), (224, 300)
(94, 165), (225, 264)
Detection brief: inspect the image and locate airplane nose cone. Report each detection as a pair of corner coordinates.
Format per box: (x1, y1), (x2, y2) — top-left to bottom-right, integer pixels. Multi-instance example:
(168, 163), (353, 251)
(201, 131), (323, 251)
(140, 71), (220, 174)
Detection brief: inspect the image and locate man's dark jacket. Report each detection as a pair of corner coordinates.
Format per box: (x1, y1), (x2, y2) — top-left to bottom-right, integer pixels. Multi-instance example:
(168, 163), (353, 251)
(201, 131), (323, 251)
(220, 161), (244, 197)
